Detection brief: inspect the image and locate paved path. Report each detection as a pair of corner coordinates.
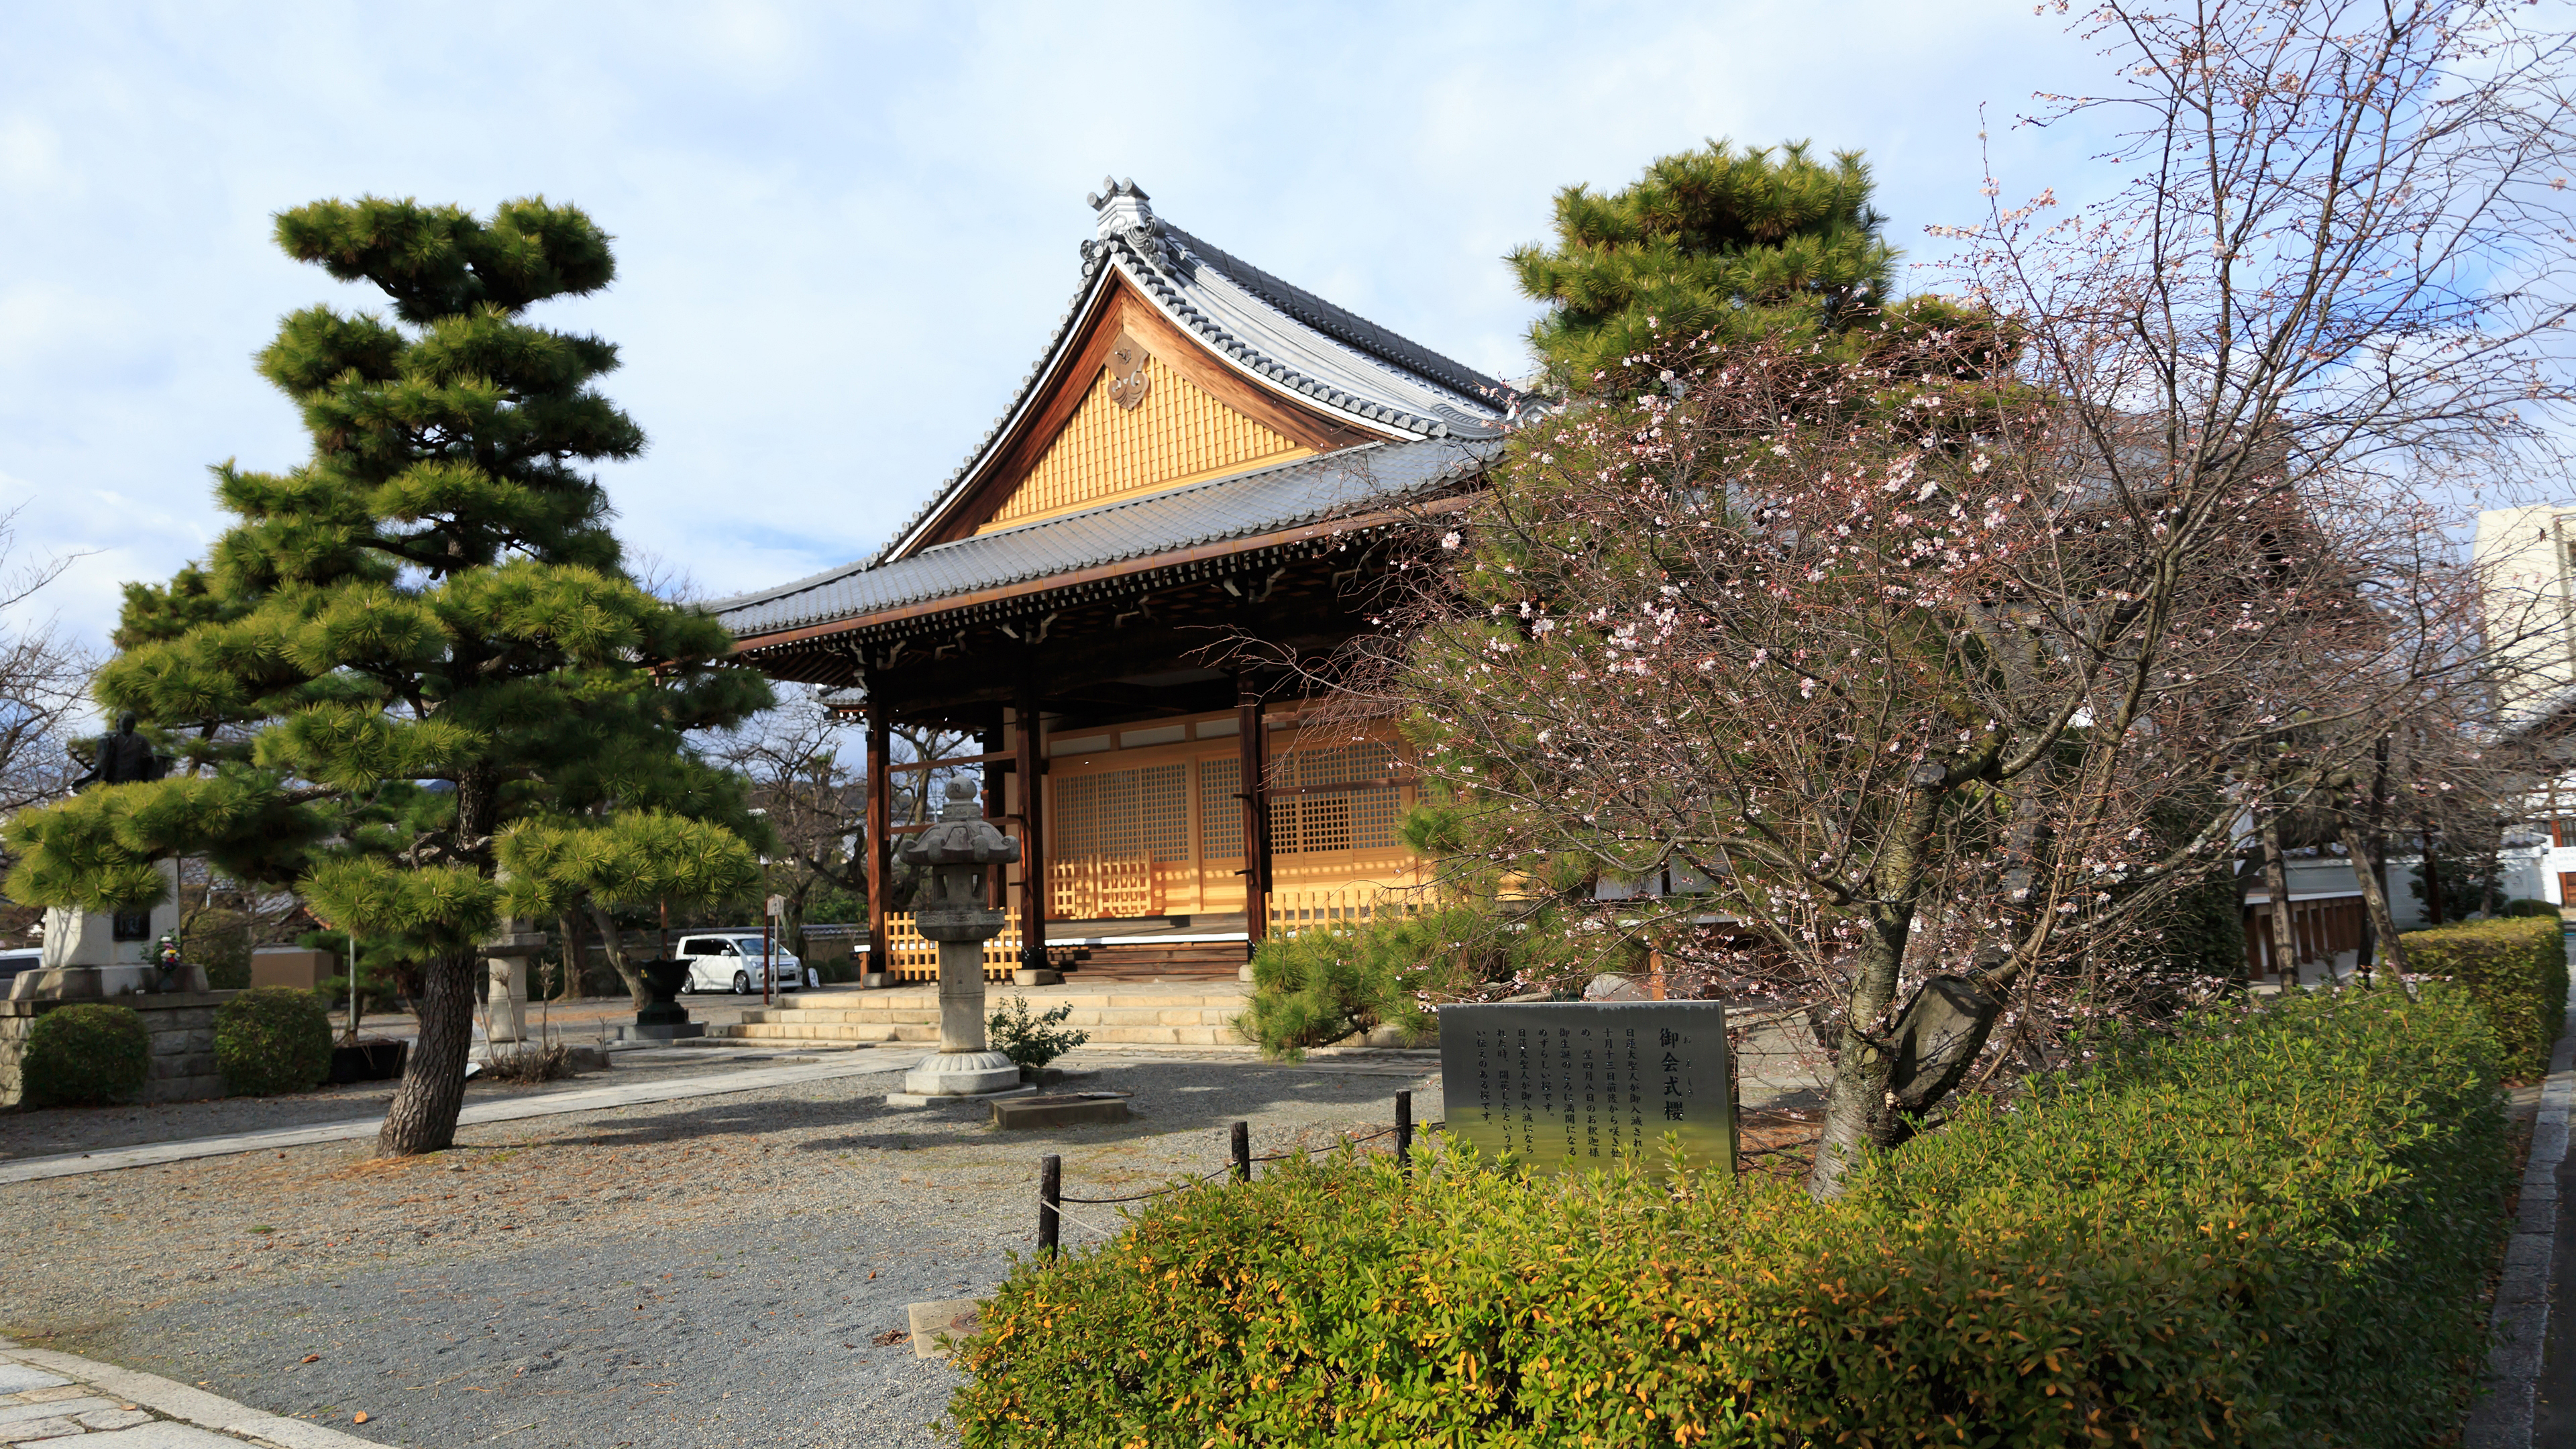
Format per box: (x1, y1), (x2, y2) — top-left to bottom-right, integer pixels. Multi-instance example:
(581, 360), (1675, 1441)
(0, 1338), (379, 1446)
(2469, 957), (2576, 1449)
(0, 1054), (903, 1185)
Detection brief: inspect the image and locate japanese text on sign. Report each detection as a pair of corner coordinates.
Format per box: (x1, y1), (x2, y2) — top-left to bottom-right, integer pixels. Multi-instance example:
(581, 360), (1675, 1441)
(1438, 1002), (1734, 1175)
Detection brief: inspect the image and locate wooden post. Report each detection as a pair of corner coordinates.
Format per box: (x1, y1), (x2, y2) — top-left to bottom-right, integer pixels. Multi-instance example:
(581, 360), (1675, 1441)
(867, 706), (890, 983)
(1016, 692), (1047, 972)
(984, 722), (1008, 910)
(1395, 1089), (1413, 1179)
(1038, 1153), (1061, 1256)
(1236, 672), (1269, 955)
(1231, 1120), (1251, 1183)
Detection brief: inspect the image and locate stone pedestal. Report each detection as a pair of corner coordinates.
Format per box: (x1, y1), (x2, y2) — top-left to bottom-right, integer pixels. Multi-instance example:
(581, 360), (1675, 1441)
(0, 990), (237, 1107)
(481, 926), (547, 1045)
(889, 939), (1028, 1103)
(614, 958), (704, 1042)
(8, 963), (209, 1001)
(485, 955), (530, 1043)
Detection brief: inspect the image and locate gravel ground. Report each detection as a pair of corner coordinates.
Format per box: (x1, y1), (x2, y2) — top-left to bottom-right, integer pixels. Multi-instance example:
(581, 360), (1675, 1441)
(0, 1053), (1435, 1448)
(0, 1049), (845, 1163)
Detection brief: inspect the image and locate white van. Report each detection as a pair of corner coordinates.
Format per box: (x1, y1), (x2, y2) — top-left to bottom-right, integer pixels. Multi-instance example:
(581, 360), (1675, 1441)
(672, 933), (810, 995)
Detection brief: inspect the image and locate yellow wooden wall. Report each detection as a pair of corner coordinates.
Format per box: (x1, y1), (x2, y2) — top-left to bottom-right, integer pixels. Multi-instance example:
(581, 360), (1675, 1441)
(979, 354), (1309, 531)
(1002, 714), (1421, 922)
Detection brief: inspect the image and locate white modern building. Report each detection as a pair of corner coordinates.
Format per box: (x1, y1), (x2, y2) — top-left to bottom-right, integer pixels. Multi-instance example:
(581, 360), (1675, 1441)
(2474, 504), (2576, 908)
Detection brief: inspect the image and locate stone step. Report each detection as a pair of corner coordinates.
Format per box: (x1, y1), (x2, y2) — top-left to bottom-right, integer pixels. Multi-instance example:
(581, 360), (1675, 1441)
(730, 1004), (1244, 1029)
(708, 1020), (1250, 1046)
(739, 992), (1244, 1017)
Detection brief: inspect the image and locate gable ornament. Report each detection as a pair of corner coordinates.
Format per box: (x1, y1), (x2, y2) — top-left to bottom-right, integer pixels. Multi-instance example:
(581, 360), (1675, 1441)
(1106, 329), (1151, 411)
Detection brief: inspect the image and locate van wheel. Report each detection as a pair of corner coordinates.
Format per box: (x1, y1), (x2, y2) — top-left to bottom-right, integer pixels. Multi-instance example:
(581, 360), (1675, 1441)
(732, 971), (751, 995)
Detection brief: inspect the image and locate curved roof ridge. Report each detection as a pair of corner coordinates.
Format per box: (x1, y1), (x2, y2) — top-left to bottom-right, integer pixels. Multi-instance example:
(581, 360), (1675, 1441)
(1156, 221), (1513, 407)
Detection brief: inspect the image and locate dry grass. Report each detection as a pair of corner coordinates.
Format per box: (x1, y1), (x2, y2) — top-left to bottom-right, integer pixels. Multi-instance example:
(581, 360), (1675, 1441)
(480, 1044), (573, 1084)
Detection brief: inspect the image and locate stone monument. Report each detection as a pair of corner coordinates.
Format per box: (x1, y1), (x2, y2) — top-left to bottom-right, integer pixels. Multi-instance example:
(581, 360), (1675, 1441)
(15, 714), (188, 999)
(888, 778), (1030, 1105)
(1438, 1000), (1735, 1175)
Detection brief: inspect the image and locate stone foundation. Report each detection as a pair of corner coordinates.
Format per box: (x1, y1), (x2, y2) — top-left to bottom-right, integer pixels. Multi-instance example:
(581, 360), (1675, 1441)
(0, 991), (236, 1108)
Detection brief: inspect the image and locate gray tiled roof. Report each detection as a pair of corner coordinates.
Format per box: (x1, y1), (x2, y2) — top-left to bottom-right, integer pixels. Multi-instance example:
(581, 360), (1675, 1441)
(712, 436), (1498, 639)
(871, 180), (1521, 566)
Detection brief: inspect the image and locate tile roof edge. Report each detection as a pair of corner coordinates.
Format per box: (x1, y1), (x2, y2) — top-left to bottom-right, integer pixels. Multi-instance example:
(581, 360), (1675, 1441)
(1157, 221), (1515, 407)
(866, 263), (1120, 569)
(715, 436), (1501, 634)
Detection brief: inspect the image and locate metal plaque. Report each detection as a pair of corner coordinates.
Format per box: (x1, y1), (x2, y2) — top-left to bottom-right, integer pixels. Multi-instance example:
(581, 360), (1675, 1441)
(1438, 1001), (1734, 1175)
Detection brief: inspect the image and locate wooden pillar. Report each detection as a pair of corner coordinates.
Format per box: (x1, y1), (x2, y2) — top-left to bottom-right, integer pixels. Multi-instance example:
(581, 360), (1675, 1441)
(983, 722), (1007, 910)
(1015, 692), (1047, 971)
(1236, 672), (1270, 955)
(866, 705), (890, 981)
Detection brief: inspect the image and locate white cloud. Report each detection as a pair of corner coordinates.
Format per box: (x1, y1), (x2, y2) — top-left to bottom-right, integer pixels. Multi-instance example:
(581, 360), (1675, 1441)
(0, 0), (2116, 651)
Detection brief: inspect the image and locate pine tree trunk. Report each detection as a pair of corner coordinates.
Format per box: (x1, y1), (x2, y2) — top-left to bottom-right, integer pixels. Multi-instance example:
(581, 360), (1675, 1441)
(376, 767), (500, 1159)
(588, 902), (645, 1009)
(377, 945), (477, 1156)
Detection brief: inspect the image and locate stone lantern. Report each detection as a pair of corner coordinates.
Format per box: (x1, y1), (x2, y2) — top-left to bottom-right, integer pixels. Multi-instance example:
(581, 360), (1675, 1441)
(890, 777), (1027, 1102)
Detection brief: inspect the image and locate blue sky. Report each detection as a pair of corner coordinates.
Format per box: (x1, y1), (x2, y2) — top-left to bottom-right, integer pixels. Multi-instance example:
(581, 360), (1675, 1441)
(0, 2), (2109, 653)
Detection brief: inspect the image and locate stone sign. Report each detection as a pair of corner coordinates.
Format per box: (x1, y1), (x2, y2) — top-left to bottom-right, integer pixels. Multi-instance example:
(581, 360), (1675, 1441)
(1438, 1001), (1734, 1175)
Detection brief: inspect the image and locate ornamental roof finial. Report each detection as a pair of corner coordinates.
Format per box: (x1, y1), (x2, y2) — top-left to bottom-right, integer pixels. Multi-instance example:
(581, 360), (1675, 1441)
(1089, 176), (1168, 270)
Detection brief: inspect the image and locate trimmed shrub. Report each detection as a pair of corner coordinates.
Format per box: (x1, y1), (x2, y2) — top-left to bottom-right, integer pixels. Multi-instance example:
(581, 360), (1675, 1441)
(214, 985), (331, 1096)
(189, 908), (254, 989)
(22, 1003), (150, 1107)
(2402, 914), (2569, 1077)
(988, 994), (1088, 1075)
(1242, 904), (1631, 1058)
(2502, 896), (2561, 918)
(1240, 908), (1462, 1057)
(951, 987), (2510, 1448)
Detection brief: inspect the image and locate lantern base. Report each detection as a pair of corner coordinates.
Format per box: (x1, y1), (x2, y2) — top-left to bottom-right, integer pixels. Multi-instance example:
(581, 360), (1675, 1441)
(889, 1049), (1028, 1104)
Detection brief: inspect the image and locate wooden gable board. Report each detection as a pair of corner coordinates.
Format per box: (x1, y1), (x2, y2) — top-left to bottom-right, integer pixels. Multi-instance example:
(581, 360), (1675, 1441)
(922, 276), (1387, 548)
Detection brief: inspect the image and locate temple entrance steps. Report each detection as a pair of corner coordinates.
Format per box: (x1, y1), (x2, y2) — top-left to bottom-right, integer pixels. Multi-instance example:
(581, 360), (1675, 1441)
(706, 981), (1253, 1047)
(1052, 938), (1248, 981)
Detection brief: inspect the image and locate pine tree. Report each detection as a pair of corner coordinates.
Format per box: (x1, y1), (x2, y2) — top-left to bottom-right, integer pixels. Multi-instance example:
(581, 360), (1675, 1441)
(1511, 140), (1996, 388)
(4, 197), (771, 1155)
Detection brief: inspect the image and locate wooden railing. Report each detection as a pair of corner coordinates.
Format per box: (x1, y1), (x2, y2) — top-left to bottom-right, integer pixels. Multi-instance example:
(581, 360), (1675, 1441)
(871, 912), (1026, 983)
(1265, 882), (1428, 939)
(1049, 857), (1161, 920)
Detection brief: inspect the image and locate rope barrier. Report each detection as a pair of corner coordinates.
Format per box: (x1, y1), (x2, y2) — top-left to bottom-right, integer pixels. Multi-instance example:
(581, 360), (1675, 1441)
(1042, 1097), (1437, 1222)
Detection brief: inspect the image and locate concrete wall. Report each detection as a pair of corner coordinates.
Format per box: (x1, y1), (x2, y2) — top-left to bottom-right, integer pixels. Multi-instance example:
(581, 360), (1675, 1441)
(0, 991), (232, 1108)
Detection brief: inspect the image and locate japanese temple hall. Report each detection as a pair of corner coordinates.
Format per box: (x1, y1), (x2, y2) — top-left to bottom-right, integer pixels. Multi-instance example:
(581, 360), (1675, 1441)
(708, 181), (1523, 977)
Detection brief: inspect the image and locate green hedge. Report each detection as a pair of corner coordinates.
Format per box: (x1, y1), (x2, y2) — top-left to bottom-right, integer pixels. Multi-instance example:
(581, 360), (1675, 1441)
(22, 1003), (150, 1107)
(951, 987), (2510, 1447)
(214, 985), (331, 1096)
(2400, 914), (2570, 1078)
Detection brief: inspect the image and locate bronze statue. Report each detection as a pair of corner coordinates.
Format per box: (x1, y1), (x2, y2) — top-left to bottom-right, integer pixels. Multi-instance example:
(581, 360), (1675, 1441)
(69, 712), (166, 790)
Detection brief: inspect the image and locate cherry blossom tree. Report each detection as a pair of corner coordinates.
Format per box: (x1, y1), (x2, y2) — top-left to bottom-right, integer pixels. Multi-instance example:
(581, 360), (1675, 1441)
(1357, 0), (2575, 1196)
